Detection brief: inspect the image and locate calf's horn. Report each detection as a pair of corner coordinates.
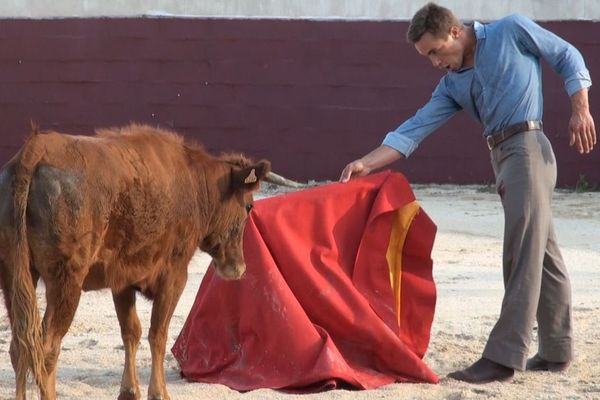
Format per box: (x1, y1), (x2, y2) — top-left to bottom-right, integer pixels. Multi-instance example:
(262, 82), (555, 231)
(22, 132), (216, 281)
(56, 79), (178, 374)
(264, 171), (306, 188)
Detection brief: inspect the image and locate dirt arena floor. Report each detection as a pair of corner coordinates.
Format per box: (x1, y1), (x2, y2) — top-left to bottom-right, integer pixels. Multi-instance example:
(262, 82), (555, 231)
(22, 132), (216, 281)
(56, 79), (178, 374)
(1, 182), (599, 399)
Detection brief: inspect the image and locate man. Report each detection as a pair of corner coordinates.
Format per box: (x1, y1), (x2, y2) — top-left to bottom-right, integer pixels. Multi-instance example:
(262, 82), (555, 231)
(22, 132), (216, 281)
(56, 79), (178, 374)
(339, 3), (596, 384)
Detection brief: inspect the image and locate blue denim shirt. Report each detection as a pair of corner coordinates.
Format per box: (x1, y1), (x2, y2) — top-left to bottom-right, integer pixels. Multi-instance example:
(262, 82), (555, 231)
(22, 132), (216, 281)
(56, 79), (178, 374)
(383, 14), (592, 157)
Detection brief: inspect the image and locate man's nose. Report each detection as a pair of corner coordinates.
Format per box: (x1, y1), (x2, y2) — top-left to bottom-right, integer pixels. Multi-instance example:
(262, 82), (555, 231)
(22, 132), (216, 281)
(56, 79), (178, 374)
(430, 56), (441, 68)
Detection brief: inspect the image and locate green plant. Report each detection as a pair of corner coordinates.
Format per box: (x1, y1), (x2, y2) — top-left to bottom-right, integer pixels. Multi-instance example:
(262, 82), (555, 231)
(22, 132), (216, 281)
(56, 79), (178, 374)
(574, 174), (598, 193)
(476, 182), (496, 193)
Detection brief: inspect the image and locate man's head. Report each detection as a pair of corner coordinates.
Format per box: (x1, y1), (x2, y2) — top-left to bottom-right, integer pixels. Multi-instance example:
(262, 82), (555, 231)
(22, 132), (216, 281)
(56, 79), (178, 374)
(407, 2), (471, 72)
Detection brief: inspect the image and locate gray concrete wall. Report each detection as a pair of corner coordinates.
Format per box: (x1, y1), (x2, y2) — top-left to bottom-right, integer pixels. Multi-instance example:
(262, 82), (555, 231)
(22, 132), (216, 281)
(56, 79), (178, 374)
(2, 0), (600, 20)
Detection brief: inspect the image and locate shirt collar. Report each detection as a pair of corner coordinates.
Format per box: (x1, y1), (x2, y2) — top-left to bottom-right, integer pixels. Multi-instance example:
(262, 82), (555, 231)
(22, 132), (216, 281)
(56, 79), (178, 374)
(473, 21), (486, 40)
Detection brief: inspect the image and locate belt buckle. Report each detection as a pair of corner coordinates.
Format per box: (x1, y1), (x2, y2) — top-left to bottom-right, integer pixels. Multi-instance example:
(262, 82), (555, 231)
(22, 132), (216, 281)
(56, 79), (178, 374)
(527, 120), (536, 130)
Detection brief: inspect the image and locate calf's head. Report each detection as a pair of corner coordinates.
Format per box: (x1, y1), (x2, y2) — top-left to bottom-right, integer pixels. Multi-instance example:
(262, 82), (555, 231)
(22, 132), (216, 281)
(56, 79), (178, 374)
(201, 159), (270, 279)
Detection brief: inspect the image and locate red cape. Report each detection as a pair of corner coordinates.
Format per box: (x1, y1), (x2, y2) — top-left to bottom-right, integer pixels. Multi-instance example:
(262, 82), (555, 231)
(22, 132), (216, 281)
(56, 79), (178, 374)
(172, 171), (438, 391)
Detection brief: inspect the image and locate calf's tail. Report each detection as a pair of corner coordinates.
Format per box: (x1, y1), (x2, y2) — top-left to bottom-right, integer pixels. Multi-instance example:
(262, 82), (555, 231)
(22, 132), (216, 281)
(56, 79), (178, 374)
(10, 131), (48, 398)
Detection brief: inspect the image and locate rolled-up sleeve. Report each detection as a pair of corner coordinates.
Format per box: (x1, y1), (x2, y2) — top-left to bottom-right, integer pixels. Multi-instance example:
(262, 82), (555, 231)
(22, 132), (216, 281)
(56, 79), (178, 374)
(564, 70), (592, 97)
(511, 14), (592, 96)
(383, 77), (460, 157)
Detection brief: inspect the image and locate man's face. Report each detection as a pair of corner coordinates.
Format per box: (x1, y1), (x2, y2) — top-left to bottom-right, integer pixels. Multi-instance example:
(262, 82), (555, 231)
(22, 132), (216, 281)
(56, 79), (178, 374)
(414, 26), (464, 71)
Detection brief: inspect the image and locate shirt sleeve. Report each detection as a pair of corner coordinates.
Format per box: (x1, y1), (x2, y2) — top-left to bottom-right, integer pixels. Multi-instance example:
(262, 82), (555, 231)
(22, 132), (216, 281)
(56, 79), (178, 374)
(509, 14), (592, 96)
(382, 77), (460, 158)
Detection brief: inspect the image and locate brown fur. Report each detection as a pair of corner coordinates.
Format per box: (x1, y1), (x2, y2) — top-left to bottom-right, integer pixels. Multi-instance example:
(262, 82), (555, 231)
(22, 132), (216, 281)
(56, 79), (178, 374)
(0, 124), (270, 399)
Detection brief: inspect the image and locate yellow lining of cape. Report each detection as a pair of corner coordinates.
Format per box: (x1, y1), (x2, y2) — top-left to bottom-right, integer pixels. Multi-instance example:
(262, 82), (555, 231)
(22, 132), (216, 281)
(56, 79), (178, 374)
(386, 200), (421, 326)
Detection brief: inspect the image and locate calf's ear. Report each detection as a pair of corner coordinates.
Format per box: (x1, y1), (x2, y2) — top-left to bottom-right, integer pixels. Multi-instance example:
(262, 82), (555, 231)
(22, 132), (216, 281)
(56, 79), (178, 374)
(232, 160), (271, 192)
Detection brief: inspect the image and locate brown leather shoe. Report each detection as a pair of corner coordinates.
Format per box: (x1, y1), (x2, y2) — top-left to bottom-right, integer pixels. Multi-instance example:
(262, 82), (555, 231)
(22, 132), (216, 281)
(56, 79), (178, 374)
(526, 354), (571, 372)
(447, 358), (514, 384)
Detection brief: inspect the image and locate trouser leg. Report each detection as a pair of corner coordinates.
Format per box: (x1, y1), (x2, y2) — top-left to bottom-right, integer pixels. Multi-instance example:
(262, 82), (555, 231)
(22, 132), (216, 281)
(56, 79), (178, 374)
(537, 219), (573, 362)
(482, 131), (571, 370)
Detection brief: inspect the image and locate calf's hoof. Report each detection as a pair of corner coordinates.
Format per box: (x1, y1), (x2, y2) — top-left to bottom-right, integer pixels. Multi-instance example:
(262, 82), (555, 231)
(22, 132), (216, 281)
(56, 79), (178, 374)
(117, 387), (140, 400)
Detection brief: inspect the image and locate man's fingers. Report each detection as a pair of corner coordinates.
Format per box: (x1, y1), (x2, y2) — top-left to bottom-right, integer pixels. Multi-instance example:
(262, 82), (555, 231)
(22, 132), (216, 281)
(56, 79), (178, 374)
(570, 130), (579, 152)
(339, 171), (348, 183)
(581, 122), (596, 153)
(586, 126), (594, 152)
(339, 167), (352, 183)
(588, 123), (597, 149)
(582, 128), (590, 153)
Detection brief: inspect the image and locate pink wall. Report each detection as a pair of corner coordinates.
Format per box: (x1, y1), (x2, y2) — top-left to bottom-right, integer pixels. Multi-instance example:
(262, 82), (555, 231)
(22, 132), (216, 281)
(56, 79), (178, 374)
(0, 18), (598, 186)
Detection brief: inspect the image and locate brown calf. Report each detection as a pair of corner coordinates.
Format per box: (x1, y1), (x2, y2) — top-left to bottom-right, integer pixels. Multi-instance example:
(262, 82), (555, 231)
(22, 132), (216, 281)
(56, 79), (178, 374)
(0, 124), (269, 399)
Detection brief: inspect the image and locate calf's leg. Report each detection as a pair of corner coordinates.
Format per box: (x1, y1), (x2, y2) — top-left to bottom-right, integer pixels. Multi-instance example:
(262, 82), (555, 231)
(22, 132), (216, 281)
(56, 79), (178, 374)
(147, 271), (187, 400)
(41, 269), (85, 400)
(113, 287), (142, 400)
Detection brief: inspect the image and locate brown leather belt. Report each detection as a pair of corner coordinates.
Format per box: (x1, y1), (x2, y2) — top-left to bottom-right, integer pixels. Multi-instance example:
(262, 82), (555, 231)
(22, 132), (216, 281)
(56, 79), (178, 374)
(486, 120), (543, 150)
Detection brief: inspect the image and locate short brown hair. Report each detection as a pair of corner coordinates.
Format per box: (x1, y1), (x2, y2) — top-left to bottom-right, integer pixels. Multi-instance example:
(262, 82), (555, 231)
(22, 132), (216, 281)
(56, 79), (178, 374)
(406, 2), (462, 43)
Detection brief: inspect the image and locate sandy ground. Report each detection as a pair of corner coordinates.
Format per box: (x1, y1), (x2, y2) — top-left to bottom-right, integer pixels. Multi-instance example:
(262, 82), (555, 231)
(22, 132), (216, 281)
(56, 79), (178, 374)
(1, 182), (599, 400)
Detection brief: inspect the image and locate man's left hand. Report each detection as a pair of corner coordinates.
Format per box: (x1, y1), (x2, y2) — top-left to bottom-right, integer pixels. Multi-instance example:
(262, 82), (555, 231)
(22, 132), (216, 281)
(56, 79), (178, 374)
(569, 110), (596, 153)
(569, 89), (596, 154)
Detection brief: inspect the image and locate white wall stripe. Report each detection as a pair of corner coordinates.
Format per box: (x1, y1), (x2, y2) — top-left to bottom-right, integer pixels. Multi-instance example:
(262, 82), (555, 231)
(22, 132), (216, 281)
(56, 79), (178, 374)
(1, 0), (599, 21)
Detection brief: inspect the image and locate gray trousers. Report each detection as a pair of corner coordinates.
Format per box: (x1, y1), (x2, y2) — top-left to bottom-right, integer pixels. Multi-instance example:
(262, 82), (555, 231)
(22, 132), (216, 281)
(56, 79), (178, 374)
(482, 130), (573, 371)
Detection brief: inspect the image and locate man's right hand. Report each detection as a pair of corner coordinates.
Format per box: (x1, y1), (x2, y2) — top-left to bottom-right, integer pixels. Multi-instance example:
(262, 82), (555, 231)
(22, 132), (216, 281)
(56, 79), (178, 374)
(339, 159), (371, 182)
(338, 145), (406, 183)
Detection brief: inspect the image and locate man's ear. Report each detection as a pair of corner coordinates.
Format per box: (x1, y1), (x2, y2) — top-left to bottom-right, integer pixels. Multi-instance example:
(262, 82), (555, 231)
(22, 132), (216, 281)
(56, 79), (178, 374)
(450, 25), (461, 39)
(231, 160), (271, 192)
